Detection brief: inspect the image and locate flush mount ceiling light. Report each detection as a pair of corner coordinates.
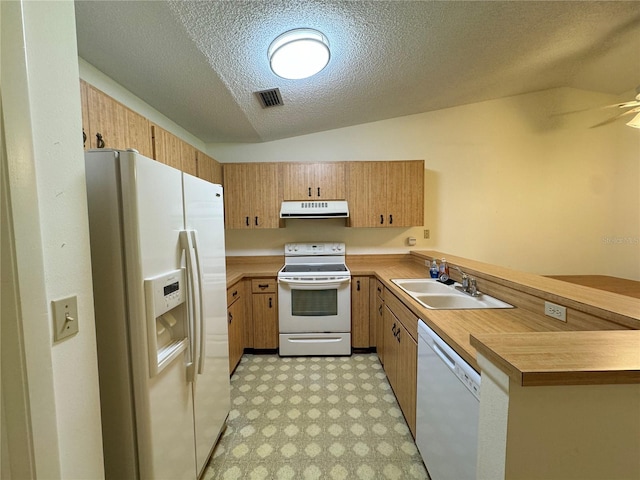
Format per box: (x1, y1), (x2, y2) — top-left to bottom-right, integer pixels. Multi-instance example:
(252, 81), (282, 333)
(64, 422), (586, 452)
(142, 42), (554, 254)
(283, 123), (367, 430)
(268, 28), (330, 80)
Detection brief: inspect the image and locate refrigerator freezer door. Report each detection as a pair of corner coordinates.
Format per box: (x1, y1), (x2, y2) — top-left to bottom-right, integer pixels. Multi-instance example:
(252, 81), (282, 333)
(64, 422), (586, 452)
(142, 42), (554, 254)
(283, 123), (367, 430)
(182, 175), (231, 476)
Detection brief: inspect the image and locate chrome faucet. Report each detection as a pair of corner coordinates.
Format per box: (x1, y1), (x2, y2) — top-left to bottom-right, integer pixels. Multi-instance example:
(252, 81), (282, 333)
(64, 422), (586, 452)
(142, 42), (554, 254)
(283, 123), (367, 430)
(452, 266), (481, 297)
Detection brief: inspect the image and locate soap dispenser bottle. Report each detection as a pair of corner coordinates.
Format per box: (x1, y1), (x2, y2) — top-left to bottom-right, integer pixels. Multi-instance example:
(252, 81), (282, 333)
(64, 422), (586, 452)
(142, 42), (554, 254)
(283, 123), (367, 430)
(429, 259), (439, 278)
(439, 258), (449, 280)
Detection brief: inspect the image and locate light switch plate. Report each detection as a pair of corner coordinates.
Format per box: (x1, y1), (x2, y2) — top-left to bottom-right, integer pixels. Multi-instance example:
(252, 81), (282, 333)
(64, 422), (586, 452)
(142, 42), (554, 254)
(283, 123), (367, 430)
(52, 295), (79, 342)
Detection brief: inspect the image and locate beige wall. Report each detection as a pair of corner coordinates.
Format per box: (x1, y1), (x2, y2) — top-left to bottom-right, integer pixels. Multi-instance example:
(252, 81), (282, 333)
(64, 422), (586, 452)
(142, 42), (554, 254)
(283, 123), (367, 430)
(209, 88), (640, 280)
(2, 1), (104, 478)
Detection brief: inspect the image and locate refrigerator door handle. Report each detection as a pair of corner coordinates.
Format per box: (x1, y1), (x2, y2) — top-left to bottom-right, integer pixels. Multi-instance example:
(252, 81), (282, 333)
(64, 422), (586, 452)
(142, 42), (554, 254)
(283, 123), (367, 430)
(191, 230), (206, 375)
(180, 230), (199, 383)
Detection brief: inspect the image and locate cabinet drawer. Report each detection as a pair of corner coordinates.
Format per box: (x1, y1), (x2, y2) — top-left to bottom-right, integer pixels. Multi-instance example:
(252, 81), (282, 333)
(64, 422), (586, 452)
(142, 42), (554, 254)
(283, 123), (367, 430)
(251, 278), (276, 293)
(227, 282), (242, 306)
(383, 289), (418, 341)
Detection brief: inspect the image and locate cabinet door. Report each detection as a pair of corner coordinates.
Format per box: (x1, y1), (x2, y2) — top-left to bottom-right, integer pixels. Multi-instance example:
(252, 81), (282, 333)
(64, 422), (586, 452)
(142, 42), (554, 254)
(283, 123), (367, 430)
(223, 163), (280, 229)
(383, 305), (399, 389)
(347, 162), (387, 227)
(86, 83), (127, 151)
(386, 160), (424, 227)
(375, 283), (385, 364)
(396, 322), (417, 437)
(351, 276), (370, 348)
(84, 83), (152, 157)
(227, 298), (244, 374)
(222, 164), (253, 229)
(151, 125), (197, 175)
(197, 150), (223, 184)
(281, 163), (346, 200)
(252, 293), (278, 349)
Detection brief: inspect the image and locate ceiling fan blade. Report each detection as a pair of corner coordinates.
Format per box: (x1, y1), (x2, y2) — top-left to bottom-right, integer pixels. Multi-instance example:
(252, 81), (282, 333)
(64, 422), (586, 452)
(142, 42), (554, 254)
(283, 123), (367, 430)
(626, 112), (640, 129)
(602, 100), (640, 109)
(590, 106), (640, 128)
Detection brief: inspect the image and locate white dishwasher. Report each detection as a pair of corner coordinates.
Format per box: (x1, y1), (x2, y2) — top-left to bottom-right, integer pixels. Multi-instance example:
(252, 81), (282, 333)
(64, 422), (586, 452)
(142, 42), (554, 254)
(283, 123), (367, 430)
(416, 320), (481, 480)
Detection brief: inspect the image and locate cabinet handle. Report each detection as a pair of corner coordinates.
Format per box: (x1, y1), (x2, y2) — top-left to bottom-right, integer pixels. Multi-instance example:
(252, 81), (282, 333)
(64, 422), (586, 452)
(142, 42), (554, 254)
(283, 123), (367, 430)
(380, 214), (384, 225)
(255, 216), (259, 226)
(397, 329), (401, 343)
(389, 214), (393, 225)
(268, 297), (273, 308)
(356, 280), (361, 291)
(82, 129), (87, 147)
(391, 322), (397, 335)
(245, 216), (249, 226)
(232, 290), (238, 297)
(377, 286), (382, 294)
(317, 187), (321, 197)
(308, 187), (312, 197)
(96, 132), (105, 148)
(258, 284), (269, 289)
(228, 312), (233, 323)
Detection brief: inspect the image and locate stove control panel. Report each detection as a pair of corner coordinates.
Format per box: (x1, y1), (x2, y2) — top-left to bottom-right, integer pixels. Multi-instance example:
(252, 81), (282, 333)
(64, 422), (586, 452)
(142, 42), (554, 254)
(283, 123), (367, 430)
(285, 242), (345, 255)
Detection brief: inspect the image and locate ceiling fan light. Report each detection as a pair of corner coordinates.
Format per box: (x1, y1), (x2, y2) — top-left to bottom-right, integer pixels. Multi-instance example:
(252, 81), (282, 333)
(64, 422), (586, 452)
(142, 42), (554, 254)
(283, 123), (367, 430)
(268, 28), (330, 80)
(626, 112), (640, 129)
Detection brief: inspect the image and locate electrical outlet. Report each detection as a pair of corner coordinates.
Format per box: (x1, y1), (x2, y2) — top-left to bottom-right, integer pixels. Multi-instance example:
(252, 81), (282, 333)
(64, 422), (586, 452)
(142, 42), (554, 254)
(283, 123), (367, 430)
(424, 229), (430, 239)
(544, 301), (566, 322)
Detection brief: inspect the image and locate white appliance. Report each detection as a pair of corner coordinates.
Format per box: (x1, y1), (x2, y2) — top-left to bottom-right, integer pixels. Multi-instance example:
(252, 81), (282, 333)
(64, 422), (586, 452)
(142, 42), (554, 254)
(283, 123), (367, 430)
(85, 149), (230, 479)
(416, 320), (481, 480)
(277, 242), (351, 356)
(280, 200), (349, 218)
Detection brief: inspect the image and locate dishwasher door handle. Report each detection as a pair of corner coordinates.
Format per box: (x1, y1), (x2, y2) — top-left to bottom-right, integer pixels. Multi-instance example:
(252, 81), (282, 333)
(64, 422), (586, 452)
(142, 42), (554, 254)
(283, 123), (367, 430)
(431, 340), (456, 371)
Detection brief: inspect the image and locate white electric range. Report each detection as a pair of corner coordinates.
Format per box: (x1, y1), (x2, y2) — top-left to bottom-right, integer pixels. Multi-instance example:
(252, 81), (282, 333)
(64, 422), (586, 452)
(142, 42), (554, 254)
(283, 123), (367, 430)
(277, 242), (351, 356)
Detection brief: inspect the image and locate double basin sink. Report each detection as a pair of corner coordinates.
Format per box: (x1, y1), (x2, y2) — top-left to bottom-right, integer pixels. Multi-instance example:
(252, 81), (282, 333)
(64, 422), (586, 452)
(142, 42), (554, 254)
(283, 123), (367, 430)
(391, 278), (513, 310)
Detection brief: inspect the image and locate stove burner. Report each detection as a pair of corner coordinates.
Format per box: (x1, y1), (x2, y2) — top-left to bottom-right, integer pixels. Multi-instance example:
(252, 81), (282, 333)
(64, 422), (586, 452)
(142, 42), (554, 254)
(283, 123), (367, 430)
(281, 264), (348, 273)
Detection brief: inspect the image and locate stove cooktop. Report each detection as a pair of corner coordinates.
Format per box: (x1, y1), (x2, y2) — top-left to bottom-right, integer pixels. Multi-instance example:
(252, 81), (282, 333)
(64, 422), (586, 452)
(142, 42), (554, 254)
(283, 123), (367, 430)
(280, 264), (349, 273)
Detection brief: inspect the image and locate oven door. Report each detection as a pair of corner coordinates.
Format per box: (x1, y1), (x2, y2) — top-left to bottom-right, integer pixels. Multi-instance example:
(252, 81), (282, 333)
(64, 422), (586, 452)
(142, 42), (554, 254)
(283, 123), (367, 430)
(278, 277), (351, 333)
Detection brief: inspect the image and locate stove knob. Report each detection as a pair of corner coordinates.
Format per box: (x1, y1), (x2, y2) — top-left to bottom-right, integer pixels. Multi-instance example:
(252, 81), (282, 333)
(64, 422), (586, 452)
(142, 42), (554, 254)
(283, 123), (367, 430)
(294, 245), (299, 251)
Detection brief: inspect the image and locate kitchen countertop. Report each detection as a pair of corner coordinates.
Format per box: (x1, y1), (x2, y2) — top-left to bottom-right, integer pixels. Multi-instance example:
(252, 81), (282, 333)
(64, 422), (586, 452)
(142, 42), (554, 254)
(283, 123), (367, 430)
(226, 252), (640, 387)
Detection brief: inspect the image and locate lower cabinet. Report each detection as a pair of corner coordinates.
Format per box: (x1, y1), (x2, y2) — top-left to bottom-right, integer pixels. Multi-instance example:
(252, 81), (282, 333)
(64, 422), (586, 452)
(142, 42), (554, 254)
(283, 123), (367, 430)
(251, 279), (278, 349)
(351, 276), (371, 348)
(227, 282), (245, 374)
(382, 290), (418, 437)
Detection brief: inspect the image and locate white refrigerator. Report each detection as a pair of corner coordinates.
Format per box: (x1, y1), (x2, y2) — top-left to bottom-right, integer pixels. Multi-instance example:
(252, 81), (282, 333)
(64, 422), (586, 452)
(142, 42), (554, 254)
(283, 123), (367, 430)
(85, 149), (230, 479)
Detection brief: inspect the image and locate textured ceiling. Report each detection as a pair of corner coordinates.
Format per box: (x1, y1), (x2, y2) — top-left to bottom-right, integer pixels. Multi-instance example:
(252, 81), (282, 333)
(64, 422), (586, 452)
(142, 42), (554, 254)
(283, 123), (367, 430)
(74, 1), (640, 143)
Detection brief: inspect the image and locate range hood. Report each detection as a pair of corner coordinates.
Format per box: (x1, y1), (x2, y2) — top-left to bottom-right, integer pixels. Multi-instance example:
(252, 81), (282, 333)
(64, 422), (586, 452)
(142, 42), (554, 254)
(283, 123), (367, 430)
(280, 200), (349, 219)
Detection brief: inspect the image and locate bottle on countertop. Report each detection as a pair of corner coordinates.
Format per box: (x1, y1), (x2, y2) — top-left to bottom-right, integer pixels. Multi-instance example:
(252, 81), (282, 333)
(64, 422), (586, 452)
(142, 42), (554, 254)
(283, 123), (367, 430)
(429, 259), (439, 278)
(439, 258), (449, 280)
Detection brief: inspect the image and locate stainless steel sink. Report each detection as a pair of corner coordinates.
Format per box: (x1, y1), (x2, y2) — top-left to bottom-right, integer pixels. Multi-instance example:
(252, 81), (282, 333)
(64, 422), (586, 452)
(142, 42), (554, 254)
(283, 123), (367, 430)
(391, 278), (514, 310)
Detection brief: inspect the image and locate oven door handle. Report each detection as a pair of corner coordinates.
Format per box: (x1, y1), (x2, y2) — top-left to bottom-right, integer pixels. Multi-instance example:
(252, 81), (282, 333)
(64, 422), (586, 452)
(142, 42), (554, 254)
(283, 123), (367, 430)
(278, 277), (351, 288)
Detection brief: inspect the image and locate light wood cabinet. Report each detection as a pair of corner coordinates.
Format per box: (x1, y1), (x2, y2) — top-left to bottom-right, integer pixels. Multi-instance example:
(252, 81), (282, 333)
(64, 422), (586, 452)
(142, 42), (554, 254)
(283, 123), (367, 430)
(82, 80), (153, 158)
(382, 288), (418, 437)
(197, 150), (223, 185)
(347, 160), (424, 227)
(227, 282), (245, 374)
(223, 163), (281, 229)
(374, 281), (385, 364)
(281, 162), (346, 200)
(251, 279), (278, 349)
(151, 125), (197, 176)
(351, 276), (371, 348)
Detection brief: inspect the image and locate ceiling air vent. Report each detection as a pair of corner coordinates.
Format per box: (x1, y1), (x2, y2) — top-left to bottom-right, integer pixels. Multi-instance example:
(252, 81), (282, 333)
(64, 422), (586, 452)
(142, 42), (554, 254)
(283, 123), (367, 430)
(256, 88), (283, 108)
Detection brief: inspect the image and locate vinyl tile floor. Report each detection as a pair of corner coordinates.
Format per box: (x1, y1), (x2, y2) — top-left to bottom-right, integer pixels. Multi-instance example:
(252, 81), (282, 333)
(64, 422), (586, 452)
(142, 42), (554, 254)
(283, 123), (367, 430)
(203, 353), (431, 480)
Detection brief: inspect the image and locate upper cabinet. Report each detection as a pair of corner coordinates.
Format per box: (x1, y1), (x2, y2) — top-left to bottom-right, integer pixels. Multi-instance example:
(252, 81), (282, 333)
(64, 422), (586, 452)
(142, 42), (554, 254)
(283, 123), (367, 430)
(151, 125), (197, 176)
(81, 80), (153, 158)
(197, 151), (223, 185)
(223, 163), (281, 229)
(281, 162), (346, 200)
(347, 160), (424, 227)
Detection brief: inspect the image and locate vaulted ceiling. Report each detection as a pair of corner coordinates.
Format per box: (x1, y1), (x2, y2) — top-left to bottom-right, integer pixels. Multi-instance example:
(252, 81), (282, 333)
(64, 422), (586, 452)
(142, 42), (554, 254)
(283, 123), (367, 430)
(74, 1), (640, 143)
